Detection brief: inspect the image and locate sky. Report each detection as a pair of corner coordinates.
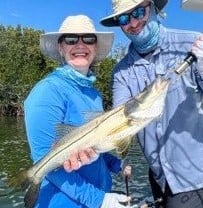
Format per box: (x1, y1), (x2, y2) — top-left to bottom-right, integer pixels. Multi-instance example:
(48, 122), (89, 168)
(0, 0), (203, 48)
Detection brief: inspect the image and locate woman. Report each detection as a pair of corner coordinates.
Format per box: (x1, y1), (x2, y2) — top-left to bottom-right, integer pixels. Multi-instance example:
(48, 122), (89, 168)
(24, 15), (130, 208)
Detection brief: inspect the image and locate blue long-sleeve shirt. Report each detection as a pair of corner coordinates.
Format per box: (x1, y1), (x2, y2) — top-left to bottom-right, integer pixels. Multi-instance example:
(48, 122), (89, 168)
(24, 65), (121, 208)
(112, 25), (203, 194)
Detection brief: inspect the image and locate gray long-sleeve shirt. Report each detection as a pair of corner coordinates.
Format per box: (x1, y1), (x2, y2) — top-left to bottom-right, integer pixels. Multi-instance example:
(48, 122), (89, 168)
(112, 25), (203, 194)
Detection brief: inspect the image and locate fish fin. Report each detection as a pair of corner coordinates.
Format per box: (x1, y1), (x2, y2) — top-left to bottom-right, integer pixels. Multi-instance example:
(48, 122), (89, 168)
(8, 170), (29, 190)
(114, 136), (133, 158)
(55, 111), (103, 141)
(8, 170), (40, 208)
(24, 182), (40, 208)
(55, 123), (77, 140)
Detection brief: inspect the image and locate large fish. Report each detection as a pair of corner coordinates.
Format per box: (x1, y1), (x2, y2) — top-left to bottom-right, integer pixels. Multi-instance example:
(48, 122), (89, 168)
(9, 77), (170, 208)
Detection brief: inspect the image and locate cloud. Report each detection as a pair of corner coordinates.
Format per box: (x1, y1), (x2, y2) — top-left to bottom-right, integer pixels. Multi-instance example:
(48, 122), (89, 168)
(10, 12), (21, 18)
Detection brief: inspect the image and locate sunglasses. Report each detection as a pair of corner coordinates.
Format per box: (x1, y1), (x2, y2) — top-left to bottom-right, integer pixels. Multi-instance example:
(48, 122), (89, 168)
(59, 34), (97, 45)
(117, 5), (149, 26)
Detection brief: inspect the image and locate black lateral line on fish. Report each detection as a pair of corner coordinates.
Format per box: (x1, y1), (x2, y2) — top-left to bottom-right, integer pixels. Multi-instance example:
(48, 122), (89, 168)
(33, 106), (125, 176)
(108, 121), (129, 135)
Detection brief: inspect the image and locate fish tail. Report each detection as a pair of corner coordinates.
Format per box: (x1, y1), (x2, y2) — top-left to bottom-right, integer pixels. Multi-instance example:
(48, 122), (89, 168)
(8, 170), (30, 190)
(8, 170), (40, 208)
(24, 182), (40, 208)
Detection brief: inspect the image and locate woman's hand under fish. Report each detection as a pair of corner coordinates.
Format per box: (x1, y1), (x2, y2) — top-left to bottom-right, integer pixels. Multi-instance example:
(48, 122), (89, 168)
(63, 148), (99, 172)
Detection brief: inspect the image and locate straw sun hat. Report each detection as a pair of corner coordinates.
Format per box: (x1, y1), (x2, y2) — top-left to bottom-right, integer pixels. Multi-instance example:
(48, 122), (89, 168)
(40, 15), (114, 63)
(100, 0), (168, 27)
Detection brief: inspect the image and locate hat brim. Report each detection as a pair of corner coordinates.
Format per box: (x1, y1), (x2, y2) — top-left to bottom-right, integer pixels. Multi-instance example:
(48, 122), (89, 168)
(100, 0), (168, 27)
(100, 0), (144, 27)
(40, 32), (114, 63)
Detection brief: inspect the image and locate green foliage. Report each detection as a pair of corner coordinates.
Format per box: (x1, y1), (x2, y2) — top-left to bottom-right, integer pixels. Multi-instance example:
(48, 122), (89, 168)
(0, 25), (57, 116)
(94, 44), (127, 110)
(94, 57), (117, 110)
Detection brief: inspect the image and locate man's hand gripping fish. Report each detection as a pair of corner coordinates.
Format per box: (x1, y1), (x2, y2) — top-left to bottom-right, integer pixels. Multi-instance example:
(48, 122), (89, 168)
(9, 77), (170, 208)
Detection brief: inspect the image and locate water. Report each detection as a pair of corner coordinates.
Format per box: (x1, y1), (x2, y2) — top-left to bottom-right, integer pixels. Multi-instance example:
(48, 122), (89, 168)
(0, 117), (152, 208)
(111, 140), (152, 204)
(0, 117), (31, 208)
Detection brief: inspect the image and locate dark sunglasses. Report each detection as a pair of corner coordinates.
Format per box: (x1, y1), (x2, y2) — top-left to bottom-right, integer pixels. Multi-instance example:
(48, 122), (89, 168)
(117, 5), (149, 26)
(58, 34), (97, 45)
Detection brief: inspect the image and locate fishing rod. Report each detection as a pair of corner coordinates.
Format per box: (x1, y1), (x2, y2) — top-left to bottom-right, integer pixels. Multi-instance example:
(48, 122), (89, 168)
(123, 159), (131, 206)
(174, 52), (197, 75)
(163, 51), (197, 82)
(172, 0), (200, 75)
(125, 175), (130, 197)
(123, 165), (163, 208)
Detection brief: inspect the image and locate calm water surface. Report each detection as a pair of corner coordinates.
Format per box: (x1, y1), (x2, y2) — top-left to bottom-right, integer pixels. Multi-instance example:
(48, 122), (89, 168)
(0, 117), (151, 208)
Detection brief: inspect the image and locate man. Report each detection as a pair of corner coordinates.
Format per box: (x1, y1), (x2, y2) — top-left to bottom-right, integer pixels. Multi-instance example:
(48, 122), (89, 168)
(98, 0), (203, 207)
(65, 0), (203, 207)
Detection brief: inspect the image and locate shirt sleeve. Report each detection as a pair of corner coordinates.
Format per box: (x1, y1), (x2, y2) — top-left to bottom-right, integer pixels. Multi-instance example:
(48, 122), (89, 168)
(102, 153), (121, 173)
(24, 81), (65, 162)
(24, 80), (105, 207)
(195, 72), (203, 91)
(112, 68), (132, 107)
(196, 77), (203, 91)
(190, 63), (203, 91)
